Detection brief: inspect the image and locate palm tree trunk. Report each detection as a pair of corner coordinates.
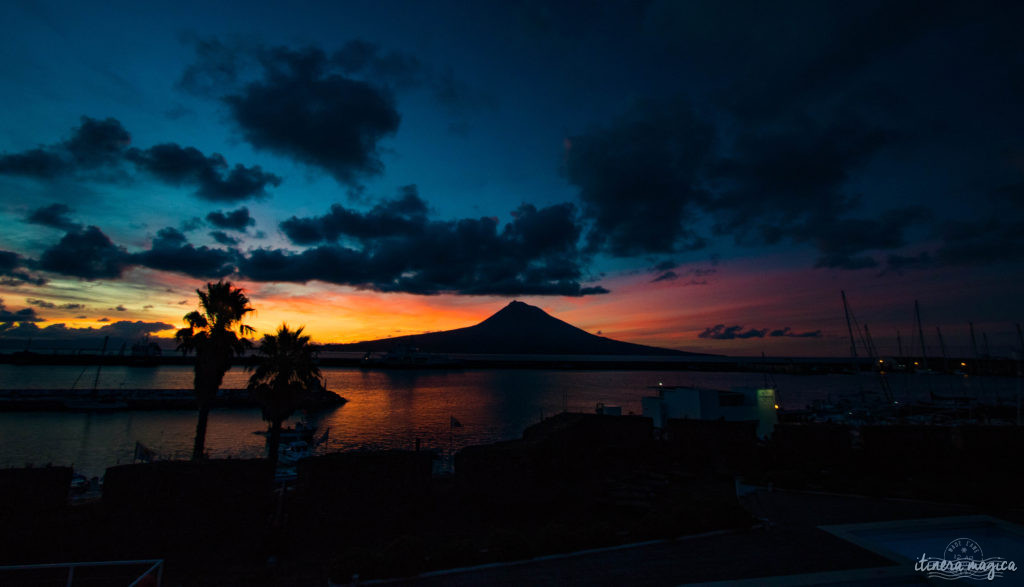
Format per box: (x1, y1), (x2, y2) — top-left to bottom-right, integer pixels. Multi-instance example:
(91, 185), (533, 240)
(192, 403), (210, 460)
(267, 418), (282, 467)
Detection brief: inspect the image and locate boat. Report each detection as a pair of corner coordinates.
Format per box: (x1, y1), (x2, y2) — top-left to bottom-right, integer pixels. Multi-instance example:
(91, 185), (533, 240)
(254, 419), (317, 442)
(278, 440), (311, 466)
(361, 344), (464, 369)
(272, 427), (330, 483)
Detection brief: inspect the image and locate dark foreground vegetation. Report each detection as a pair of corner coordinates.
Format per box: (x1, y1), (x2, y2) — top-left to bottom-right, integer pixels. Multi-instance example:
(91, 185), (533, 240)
(1, 415), (1021, 585)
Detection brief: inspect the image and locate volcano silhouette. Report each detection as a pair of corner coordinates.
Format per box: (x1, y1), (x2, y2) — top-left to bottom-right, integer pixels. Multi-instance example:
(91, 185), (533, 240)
(341, 301), (699, 355)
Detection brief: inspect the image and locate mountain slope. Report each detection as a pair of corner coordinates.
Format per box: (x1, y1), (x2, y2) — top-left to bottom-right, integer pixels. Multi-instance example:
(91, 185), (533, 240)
(334, 301), (702, 356)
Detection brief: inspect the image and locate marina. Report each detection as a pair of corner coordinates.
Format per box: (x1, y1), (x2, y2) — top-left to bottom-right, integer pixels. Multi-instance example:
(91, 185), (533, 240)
(2, 364), (1021, 479)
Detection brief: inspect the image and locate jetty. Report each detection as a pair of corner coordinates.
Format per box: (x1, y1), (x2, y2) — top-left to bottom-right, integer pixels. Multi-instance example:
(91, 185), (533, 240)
(0, 387), (346, 412)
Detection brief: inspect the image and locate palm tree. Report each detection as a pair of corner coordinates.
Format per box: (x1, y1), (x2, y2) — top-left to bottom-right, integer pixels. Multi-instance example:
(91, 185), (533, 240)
(176, 281), (255, 460)
(247, 324), (323, 467)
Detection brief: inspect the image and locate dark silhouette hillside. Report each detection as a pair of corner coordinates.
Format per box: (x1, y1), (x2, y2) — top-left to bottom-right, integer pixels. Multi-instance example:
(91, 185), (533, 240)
(336, 301), (703, 356)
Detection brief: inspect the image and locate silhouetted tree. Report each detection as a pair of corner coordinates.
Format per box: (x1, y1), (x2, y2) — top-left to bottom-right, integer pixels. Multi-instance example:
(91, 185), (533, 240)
(176, 281), (255, 460)
(247, 324), (322, 467)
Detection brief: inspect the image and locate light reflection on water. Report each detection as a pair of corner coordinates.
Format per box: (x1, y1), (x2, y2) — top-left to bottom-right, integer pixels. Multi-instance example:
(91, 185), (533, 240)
(1, 365), (1020, 478)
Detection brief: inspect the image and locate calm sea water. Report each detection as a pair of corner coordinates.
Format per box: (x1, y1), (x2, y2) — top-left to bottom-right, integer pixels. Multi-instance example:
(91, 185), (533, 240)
(1, 364), (1020, 477)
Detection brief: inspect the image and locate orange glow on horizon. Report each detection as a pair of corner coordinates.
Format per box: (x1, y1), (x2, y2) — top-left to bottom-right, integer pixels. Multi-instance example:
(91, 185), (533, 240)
(6, 254), (1007, 357)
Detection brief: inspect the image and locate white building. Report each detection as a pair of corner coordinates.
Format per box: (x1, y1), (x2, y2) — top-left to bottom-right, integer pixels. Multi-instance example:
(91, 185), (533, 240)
(641, 385), (778, 439)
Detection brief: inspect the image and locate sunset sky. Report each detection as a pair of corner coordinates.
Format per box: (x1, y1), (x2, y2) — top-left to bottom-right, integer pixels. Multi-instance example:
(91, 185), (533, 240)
(1, 1), (1023, 357)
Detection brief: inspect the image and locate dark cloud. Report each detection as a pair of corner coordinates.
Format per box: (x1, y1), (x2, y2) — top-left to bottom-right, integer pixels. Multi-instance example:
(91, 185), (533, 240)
(182, 35), (482, 112)
(0, 320), (174, 342)
(23, 190), (604, 296)
(112, 305), (126, 312)
(678, 3), (952, 123)
(698, 325), (767, 340)
(931, 218), (1024, 267)
(32, 224), (237, 282)
(564, 101), (713, 256)
(25, 298), (56, 309)
(0, 148), (69, 178)
(650, 265), (715, 284)
(180, 217), (204, 232)
(0, 117), (128, 179)
(210, 231), (240, 245)
(652, 260), (678, 272)
(127, 144), (280, 201)
(245, 199), (606, 296)
(814, 254), (879, 270)
(0, 250), (46, 286)
(700, 324), (821, 339)
(709, 116), (891, 239)
(64, 116), (132, 168)
(880, 213), (1024, 274)
(769, 327), (822, 338)
(26, 203), (82, 231)
(0, 299), (43, 324)
(177, 37), (494, 186)
(38, 226), (130, 279)
(565, 99), (932, 269)
(882, 252), (935, 275)
(131, 227), (238, 279)
(280, 185), (428, 244)
(222, 46), (401, 185)
(35, 223), (235, 283)
(206, 207), (255, 231)
(0, 117), (279, 201)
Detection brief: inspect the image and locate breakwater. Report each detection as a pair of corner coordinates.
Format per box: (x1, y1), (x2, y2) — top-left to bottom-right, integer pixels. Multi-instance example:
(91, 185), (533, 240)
(0, 387), (346, 412)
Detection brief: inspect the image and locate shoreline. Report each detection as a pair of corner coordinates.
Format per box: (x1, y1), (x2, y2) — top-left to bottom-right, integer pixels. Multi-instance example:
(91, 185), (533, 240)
(3, 351), (1020, 375)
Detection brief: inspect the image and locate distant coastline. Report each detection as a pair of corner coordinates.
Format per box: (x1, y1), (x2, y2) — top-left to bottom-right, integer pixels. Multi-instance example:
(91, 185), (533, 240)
(3, 350), (1020, 375)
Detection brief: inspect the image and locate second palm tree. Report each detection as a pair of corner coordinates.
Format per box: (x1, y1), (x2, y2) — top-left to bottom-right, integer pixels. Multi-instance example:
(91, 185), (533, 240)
(248, 324), (323, 467)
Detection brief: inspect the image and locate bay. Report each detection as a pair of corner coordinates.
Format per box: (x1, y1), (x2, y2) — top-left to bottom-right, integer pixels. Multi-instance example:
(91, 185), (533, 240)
(1, 364), (1020, 478)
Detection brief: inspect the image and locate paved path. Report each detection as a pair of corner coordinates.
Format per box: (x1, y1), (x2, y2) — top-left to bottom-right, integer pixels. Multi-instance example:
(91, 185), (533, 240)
(385, 489), (981, 586)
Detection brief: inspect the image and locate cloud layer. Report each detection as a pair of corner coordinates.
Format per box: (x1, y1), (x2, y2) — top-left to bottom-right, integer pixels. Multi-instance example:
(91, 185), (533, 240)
(0, 117), (280, 201)
(21, 187), (607, 296)
(699, 324), (821, 340)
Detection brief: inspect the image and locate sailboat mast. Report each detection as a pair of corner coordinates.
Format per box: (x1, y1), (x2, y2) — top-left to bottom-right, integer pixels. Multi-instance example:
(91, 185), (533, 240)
(970, 322), (980, 359)
(842, 291), (858, 358)
(915, 300), (928, 369)
(896, 330), (903, 357)
(936, 326), (950, 373)
(864, 324), (877, 359)
(92, 335), (109, 397)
